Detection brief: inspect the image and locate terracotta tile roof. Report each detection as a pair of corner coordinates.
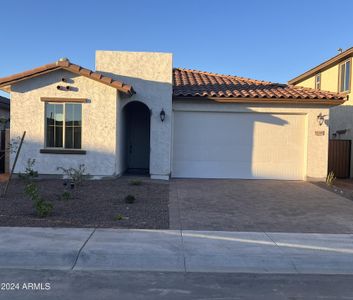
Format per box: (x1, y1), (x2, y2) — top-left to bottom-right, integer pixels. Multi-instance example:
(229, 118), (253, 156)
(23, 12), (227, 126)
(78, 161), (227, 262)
(0, 59), (135, 96)
(173, 68), (346, 102)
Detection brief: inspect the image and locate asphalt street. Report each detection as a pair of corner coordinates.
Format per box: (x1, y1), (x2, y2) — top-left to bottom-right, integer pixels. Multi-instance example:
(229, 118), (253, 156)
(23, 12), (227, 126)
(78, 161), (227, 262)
(1, 270), (353, 300)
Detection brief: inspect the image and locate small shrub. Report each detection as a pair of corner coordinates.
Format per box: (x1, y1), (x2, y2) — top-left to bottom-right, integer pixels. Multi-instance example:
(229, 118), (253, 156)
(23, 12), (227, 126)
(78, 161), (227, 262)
(61, 191), (71, 201)
(125, 194), (136, 204)
(114, 214), (124, 221)
(35, 199), (53, 218)
(19, 159), (38, 180)
(20, 159), (53, 218)
(326, 171), (336, 187)
(24, 182), (38, 199)
(57, 164), (89, 187)
(129, 180), (142, 186)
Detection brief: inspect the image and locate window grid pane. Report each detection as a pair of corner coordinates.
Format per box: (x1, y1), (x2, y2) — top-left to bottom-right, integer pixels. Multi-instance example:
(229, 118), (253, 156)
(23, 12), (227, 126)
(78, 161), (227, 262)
(345, 61), (350, 92)
(46, 103), (63, 148)
(340, 64), (345, 92)
(64, 103), (82, 149)
(315, 74), (321, 90)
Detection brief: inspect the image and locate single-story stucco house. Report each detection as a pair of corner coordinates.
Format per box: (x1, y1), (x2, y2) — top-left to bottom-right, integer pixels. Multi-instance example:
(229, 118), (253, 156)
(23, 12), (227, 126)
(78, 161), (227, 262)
(0, 51), (346, 180)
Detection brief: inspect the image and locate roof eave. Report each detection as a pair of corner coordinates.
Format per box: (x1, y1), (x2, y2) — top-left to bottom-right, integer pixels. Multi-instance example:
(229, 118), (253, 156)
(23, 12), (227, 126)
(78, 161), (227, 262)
(288, 47), (353, 85)
(0, 61), (135, 96)
(173, 95), (346, 106)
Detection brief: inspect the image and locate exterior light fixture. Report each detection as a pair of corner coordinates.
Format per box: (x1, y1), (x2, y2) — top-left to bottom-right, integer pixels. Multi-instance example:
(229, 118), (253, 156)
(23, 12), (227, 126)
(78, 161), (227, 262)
(317, 113), (327, 126)
(160, 109), (166, 122)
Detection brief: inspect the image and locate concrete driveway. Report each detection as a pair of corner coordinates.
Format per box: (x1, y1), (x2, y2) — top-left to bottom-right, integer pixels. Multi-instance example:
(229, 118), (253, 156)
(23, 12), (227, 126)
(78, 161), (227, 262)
(169, 179), (353, 233)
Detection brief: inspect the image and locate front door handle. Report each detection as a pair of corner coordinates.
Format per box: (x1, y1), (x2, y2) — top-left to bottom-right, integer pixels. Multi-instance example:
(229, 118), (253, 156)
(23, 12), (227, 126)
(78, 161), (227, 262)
(129, 145), (132, 154)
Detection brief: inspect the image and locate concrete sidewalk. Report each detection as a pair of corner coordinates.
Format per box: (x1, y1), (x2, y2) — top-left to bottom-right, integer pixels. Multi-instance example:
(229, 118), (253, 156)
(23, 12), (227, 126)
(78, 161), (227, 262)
(1, 227), (353, 274)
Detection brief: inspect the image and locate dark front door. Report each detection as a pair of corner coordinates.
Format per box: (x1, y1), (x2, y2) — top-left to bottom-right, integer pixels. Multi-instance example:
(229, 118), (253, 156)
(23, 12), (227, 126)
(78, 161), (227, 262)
(125, 102), (150, 173)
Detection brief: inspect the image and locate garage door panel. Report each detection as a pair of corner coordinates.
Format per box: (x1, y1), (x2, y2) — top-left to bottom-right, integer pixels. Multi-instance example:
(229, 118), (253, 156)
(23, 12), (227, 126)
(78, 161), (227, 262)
(173, 161), (254, 178)
(173, 145), (253, 161)
(172, 111), (305, 180)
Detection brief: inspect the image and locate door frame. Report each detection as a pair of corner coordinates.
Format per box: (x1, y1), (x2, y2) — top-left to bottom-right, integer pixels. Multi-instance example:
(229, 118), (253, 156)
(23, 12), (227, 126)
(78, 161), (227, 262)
(122, 101), (151, 174)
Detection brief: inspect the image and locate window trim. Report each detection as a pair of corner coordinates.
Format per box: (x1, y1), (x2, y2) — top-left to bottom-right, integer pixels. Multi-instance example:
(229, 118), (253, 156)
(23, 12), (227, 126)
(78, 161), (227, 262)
(315, 73), (321, 90)
(40, 149), (86, 155)
(41, 97), (87, 103)
(338, 58), (352, 93)
(43, 100), (83, 151)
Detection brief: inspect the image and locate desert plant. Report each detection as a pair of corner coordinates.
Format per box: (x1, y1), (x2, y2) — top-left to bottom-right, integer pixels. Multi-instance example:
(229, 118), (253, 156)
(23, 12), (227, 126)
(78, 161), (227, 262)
(21, 159), (53, 218)
(326, 171), (336, 187)
(129, 179), (142, 186)
(19, 158), (38, 180)
(57, 164), (88, 188)
(34, 199), (53, 218)
(24, 182), (38, 199)
(114, 214), (124, 221)
(125, 194), (136, 204)
(61, 191), (71, 201)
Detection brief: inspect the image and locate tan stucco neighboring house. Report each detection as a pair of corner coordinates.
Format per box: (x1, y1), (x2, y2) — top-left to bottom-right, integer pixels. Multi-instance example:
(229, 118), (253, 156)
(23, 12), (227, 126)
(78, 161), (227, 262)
(288, 47), (352, 175)
(0, 51), (346, 180)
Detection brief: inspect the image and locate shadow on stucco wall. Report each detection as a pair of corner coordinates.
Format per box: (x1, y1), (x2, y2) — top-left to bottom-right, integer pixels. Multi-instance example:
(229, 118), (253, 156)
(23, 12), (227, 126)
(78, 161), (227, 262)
(9, 139), (117, 176)
(12, 72), (80, 94)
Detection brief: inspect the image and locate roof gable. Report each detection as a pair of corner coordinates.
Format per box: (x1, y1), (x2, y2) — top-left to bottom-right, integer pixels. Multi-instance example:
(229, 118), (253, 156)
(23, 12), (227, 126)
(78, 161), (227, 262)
(288, 47), (353, 85)
(0, 59), (135, 96)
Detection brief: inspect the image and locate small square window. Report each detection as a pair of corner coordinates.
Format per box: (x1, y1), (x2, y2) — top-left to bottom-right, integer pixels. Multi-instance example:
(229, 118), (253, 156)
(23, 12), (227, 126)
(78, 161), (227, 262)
(315, 73), (321, 90)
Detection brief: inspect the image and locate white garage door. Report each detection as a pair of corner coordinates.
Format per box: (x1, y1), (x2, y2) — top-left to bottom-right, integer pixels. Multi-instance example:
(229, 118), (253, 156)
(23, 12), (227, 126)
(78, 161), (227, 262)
(172, 111), (306, 180)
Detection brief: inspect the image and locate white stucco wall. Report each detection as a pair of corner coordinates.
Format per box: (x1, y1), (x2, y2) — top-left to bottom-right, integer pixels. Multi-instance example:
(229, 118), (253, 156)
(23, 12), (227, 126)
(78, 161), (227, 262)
(173, 100), (331, 179)
(96, 51), (173, 179)
(10, 69), (119, 176)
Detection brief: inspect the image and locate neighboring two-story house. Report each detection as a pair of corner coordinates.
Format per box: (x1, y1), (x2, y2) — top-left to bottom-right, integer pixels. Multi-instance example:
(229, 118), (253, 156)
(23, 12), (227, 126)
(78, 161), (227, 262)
(289, 47), (352, 176)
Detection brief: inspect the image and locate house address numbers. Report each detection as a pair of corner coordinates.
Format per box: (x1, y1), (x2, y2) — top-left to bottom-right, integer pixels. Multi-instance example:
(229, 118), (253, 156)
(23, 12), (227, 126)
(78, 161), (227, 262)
(315, 131), (325, 136)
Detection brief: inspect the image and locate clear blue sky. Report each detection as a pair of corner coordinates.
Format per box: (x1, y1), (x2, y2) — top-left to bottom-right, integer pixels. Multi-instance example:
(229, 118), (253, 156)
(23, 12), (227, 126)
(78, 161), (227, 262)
(0, 0), (352, 97)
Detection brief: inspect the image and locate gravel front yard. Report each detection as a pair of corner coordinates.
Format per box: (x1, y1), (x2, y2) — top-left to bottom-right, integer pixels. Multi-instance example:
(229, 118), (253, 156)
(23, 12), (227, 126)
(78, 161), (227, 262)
(0, 177), (169, 229)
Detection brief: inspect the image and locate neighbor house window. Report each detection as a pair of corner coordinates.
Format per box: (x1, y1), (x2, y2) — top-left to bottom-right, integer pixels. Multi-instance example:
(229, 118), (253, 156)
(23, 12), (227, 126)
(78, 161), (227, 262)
(339, 60), (351, 92)
(45, 103), (82, 149)
(315, 73), (321, 90)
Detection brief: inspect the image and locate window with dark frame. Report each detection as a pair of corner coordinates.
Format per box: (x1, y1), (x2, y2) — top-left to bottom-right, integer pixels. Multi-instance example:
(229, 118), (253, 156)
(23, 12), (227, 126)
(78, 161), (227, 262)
(315, 73), (321, 90)
(45, 103), (82, 149)
(339, 60), (351, 92)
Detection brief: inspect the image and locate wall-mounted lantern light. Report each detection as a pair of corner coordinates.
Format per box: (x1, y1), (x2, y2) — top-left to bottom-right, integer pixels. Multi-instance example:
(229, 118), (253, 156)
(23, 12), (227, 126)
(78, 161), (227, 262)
(317, 113), (327, 126)
(160, 109), (166, 122)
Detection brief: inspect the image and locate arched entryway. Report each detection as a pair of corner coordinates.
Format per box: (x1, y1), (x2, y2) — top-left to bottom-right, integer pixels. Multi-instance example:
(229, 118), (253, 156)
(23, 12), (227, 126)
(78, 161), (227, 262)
(122, 101), (150, 174)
